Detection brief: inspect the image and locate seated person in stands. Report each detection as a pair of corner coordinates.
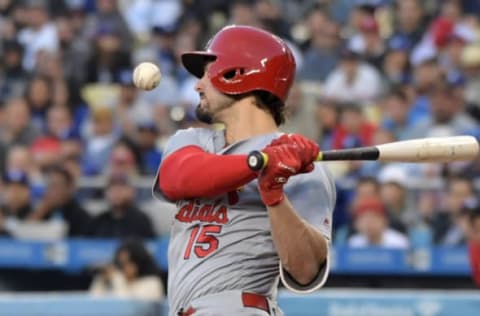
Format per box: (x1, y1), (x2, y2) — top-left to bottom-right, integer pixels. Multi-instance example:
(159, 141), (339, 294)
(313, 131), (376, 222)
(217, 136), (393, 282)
(433, 176), (477, 245)
(89, 238), (164, 300)
(89, 174), (155, 238)
(348, 197), (410, 249)
(28, 167), (91, 236)
(0, 171), (32, 236)
(134, 121), (162, 175)
(467, 203), (480, 287)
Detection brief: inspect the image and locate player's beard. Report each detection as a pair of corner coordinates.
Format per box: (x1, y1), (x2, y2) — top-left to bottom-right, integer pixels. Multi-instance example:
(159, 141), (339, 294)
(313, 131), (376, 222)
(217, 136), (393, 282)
(195, 94), (236, 124)
(195, 104), (213, 124)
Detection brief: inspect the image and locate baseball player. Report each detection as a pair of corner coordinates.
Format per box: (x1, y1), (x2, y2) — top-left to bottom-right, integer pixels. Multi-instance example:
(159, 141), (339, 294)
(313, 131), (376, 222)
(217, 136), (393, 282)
(153, 25), (336, 316)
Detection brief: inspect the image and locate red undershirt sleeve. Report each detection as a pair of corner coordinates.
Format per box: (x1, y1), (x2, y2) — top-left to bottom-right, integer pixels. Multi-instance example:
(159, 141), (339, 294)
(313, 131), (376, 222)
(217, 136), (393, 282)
(159, 145), (257, 200)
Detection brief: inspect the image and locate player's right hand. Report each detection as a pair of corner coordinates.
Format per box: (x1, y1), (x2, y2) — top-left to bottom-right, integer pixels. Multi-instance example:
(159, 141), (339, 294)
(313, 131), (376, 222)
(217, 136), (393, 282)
(270, 134), (319, 173)
(257, 144), (303, 206)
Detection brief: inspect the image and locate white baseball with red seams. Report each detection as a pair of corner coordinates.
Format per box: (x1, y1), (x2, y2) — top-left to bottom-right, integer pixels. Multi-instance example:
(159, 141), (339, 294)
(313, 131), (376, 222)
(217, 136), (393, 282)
(133, 62), (161, 90)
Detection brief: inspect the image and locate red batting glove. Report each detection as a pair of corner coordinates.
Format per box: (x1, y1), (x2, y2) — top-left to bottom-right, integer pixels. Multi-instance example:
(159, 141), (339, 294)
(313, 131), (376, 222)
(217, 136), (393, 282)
(270, 134), (320, 173)
(258, 144), (303, 206)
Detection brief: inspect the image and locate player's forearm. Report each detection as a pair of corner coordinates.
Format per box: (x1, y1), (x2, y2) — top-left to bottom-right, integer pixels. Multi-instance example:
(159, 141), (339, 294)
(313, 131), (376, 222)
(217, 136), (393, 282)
(267, 196), (328, 285)
(159, 146), (256, 200)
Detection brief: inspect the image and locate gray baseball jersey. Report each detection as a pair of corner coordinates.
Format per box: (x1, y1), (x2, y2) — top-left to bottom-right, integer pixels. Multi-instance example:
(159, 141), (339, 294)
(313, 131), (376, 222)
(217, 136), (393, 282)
(153, 127), (336, 315)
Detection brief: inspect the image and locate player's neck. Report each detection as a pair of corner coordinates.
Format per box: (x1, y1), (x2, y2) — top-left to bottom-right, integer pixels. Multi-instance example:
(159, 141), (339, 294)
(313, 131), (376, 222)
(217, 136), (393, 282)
(221, 101), (278, 145)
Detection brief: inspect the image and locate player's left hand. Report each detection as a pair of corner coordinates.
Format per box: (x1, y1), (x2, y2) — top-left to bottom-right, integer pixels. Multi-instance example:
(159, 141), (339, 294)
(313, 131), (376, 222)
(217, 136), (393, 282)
(270, 134), (319, 173)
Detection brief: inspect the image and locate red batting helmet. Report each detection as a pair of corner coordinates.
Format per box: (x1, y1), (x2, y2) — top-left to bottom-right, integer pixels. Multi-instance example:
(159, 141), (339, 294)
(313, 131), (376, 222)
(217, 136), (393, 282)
(181, 25), (296, 104)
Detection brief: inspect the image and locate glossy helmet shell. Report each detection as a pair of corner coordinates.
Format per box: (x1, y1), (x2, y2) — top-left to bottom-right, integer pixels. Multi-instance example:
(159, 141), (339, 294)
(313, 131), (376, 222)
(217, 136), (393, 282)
(181, 25), (296, 104)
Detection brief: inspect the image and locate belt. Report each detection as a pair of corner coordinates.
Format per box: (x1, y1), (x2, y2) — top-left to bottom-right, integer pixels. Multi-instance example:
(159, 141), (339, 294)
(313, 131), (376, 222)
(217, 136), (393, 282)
(241, 292), (270, 313)
(177, 292), (270, 315)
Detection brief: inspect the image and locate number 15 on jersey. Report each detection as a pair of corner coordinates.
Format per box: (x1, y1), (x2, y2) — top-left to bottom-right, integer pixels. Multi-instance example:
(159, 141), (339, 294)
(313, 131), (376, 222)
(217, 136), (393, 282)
(184, 225), (222, 259)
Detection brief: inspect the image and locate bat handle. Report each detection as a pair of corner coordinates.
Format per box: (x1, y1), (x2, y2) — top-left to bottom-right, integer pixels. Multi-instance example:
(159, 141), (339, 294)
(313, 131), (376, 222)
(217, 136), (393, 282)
(247, 150), (323, 171)
(247, 151), (269, 171)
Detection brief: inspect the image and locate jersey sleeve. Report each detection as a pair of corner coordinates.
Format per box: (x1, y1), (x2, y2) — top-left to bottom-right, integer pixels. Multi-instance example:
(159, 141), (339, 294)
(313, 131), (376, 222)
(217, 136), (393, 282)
(152, 128), (213, 202)
(279, 164), (336, 293)
(161, 128), (210, 159)
(285, 164), (336, 239)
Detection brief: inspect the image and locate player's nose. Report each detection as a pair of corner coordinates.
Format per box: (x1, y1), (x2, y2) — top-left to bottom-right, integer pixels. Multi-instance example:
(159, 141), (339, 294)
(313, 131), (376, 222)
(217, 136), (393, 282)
(195, 76), (205, 93)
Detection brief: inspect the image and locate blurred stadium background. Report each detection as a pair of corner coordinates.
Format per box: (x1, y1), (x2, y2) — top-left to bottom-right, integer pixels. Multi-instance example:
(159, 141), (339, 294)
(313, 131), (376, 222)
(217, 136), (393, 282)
(0, 0), (480, 315)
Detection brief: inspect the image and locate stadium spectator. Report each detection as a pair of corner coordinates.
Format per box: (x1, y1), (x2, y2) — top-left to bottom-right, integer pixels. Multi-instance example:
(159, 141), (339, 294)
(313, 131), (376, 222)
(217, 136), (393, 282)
(345, 1), (376, 37)
(438, 23), (476, 79)
(382, 36), (411, 86)
(56, 16), (88, 87)
(299, 11), (340, 81)
(322, 47), (383, 103)
(25, 75), (54, 132)
(380, 87), (416, 140)
(407, 74), (478, 139)
(348, 16), (385, 69)
(432, 177), (477, 245)
(0, 11), (17, 43)
(4, 145), (44, 201)
(107, 142), (139, 178)
(392, 0), (426, 47)
(229, 0), (261, 28)
(467, 204), (480, 287)
(313, 97), (339, 150)
(17, 0), (59, 71)
(348, 197), (410, 249)
(133, 121), (162, 176)
(0, 97), (38, 147)
(254, 0), (291, 40)
(408, 57), (441, 121)
(147, 25), (178, 80)
(89, 174), (155, 238)
(0, 40), (28, 102)
(85, 23), (131, 84)
(82, 107), (117, 175)
(115, 69), (152, 141)
(378, 164), (417, 233)
(86, 0), (133, 53)
(0, 171), (33, 236)
(30, 106), (75, 169)
(4, 145), (36, 177)
(331, 103), (377, 150)
(334, 177), (380, 243)
(461, 44), (480, 121)
(89, 238), (164, 300)
(353, 176), (380, 202)
(29, 167), (91, 237)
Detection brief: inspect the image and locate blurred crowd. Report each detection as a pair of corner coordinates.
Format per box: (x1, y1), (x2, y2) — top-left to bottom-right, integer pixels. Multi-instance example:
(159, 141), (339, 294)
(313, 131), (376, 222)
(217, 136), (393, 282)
(0, 0), (480, 252)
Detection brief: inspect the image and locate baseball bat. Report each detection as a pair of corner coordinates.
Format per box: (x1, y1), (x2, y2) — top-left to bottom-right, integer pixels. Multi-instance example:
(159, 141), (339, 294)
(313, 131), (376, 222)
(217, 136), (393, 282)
(247, 136), (479, 171)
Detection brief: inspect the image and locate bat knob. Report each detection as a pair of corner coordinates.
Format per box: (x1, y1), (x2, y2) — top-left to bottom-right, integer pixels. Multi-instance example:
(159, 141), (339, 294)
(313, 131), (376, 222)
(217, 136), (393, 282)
(247, 151), (267, 171)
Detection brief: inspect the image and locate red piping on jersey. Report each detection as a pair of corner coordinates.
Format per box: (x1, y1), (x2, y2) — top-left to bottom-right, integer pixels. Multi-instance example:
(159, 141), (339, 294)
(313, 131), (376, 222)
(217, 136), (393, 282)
(159, 145), (257, 200)
(469, 241), (480, 287)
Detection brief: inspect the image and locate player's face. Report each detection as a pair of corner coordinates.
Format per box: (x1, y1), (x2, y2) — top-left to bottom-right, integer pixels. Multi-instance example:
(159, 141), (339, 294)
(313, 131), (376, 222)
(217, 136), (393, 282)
(194, 63), (236, 124)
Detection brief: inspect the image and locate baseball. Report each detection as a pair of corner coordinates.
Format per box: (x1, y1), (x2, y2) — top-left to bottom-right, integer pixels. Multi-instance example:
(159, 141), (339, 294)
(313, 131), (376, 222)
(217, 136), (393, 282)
(133, 62), (161, 90)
